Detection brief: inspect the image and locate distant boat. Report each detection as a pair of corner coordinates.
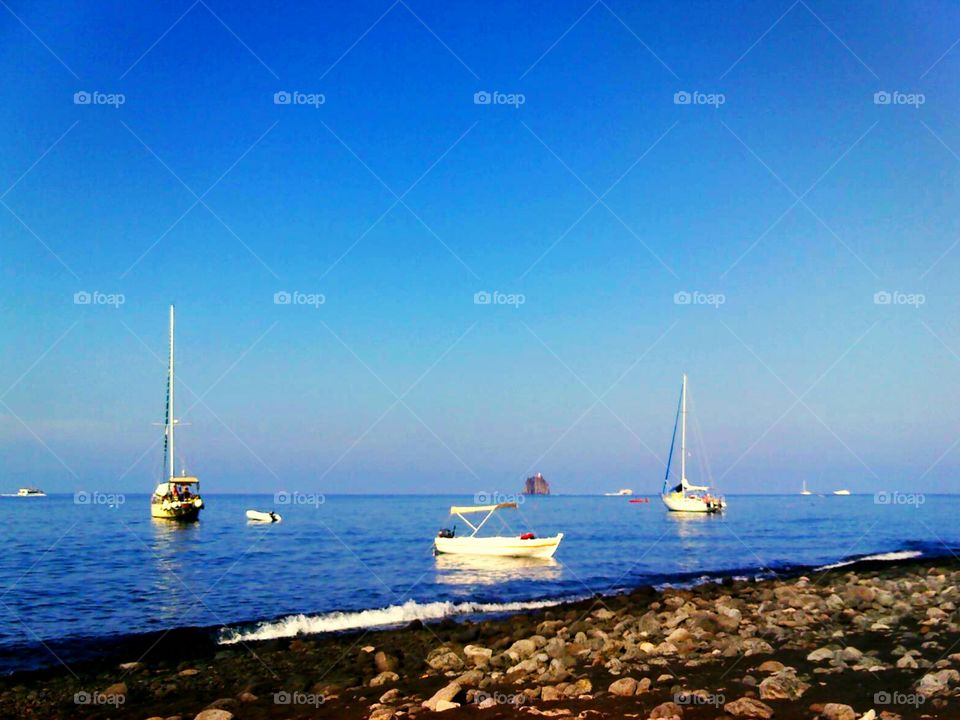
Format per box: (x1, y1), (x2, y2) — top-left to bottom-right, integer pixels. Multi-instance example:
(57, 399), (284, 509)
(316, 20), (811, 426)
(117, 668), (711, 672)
(246, 510), (281, 523)
(628, 497), (649, 504)
(661, 374), (725, 513)
(150, 305), (205, 522)
(434, 503), (563, 558)
(801, 481), (813, 496)
(7, 488), (46, 497)
(604, 488), (633, 496)
(832, 489), (851, 496)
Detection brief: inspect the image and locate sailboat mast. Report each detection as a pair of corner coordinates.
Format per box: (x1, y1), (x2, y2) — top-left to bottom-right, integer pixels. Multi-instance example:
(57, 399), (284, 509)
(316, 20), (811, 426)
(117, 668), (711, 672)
(168, 304), (175, 481)
(680, 373), (687, 488)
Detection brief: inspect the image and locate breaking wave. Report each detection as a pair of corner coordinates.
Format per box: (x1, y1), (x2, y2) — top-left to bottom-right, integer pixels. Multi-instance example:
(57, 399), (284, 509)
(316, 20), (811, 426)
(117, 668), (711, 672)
(217, 597), (574, 645)
(814, 549), (923, 571)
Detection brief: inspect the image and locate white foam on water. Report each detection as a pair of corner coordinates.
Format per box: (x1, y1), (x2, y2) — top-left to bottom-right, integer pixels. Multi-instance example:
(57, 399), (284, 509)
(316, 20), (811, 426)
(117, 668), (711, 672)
(218, 597), (572, 645)
(815, 550), (923, 571)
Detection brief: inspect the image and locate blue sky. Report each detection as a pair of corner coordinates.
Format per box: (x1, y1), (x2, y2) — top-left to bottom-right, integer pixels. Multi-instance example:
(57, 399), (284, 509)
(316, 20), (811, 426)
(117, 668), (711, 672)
(1, 0), (959, 494)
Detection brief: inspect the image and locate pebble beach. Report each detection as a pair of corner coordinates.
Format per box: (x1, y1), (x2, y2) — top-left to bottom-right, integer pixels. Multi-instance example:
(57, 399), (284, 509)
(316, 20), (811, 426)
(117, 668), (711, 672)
(3, 555), (958, 720)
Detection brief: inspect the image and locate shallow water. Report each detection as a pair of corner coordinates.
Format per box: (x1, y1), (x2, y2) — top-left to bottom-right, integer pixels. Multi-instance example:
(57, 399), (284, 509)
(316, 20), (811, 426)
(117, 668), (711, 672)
(0, 492), (954, 672)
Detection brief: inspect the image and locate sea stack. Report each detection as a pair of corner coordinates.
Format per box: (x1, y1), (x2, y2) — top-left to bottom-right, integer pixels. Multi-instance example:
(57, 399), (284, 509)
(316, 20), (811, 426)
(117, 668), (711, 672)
(523, 472), (550, 495)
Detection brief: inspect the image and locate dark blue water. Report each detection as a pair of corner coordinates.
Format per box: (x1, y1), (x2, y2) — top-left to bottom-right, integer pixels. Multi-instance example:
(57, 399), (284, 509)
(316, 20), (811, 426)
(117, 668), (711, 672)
(0, 493), (955, 673)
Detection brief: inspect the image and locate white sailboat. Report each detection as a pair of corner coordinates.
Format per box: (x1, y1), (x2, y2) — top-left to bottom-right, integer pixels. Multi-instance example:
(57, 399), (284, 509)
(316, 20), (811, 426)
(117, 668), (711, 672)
(434, 503), (563, 558)
(660, 374), (725, 513)
(150, 305), (204, 521)
(801, 480), (813, 496)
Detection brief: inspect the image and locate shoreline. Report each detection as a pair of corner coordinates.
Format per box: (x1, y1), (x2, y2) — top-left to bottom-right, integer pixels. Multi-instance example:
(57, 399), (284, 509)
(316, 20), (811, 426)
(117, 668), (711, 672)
(2, 553), (958, 719)
(2, 548), (930, 679)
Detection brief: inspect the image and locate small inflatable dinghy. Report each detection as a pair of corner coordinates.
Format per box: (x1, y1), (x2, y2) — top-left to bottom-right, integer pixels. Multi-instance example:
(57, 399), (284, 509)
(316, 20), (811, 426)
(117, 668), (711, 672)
(246, 509), (281, 523)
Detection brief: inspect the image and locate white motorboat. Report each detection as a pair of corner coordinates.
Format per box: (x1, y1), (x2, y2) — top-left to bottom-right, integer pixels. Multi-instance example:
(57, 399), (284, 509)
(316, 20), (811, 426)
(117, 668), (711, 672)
(660, 374), (725, 513)
(801, 481), (813, 496)
(832, 489), (851, 496)
(604, 488), (633, 496)
(434, 503), (563, 558)
(16, 488), (46, 497)
(246, 509), (282, 523)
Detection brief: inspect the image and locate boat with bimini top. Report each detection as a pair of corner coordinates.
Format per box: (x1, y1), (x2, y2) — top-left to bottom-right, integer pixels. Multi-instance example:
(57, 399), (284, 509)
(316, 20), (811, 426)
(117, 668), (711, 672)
(434, 503), (563, 558)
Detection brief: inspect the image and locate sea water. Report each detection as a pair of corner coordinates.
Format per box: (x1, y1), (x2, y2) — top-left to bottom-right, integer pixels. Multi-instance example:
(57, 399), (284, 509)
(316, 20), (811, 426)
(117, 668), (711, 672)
(0, 493), (952, 673)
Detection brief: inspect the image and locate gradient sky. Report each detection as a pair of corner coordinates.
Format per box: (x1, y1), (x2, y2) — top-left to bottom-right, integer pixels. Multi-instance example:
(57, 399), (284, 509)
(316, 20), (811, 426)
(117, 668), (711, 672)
(1, 0), (959, 495)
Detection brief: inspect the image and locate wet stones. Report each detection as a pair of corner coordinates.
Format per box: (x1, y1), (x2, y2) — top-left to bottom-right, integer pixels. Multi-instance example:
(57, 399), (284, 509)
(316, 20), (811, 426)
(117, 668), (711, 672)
(723, 696), (774, 718)
(758, 667), (810, 700)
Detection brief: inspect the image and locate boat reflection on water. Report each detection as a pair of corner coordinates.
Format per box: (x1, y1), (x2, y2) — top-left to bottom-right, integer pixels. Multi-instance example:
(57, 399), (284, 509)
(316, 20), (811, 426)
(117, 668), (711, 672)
(664, 510), (724, 574)
(434, 553), (562, 586)
(149, 518), (201, 621)
(666, 509), (723, 537)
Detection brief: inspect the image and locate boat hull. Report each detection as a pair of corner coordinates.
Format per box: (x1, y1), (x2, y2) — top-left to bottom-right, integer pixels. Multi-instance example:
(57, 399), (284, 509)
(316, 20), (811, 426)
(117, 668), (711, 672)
(434, 533), (563, 559)
(661, 492), (724, 513)
(151, 498), (202, 521)
(246, 510), (281, 523)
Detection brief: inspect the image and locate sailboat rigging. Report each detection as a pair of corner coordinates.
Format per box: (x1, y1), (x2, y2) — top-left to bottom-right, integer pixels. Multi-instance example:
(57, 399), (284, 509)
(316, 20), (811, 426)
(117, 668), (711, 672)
(150, 305), (204, 521)
(660, 374), (725, 513)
